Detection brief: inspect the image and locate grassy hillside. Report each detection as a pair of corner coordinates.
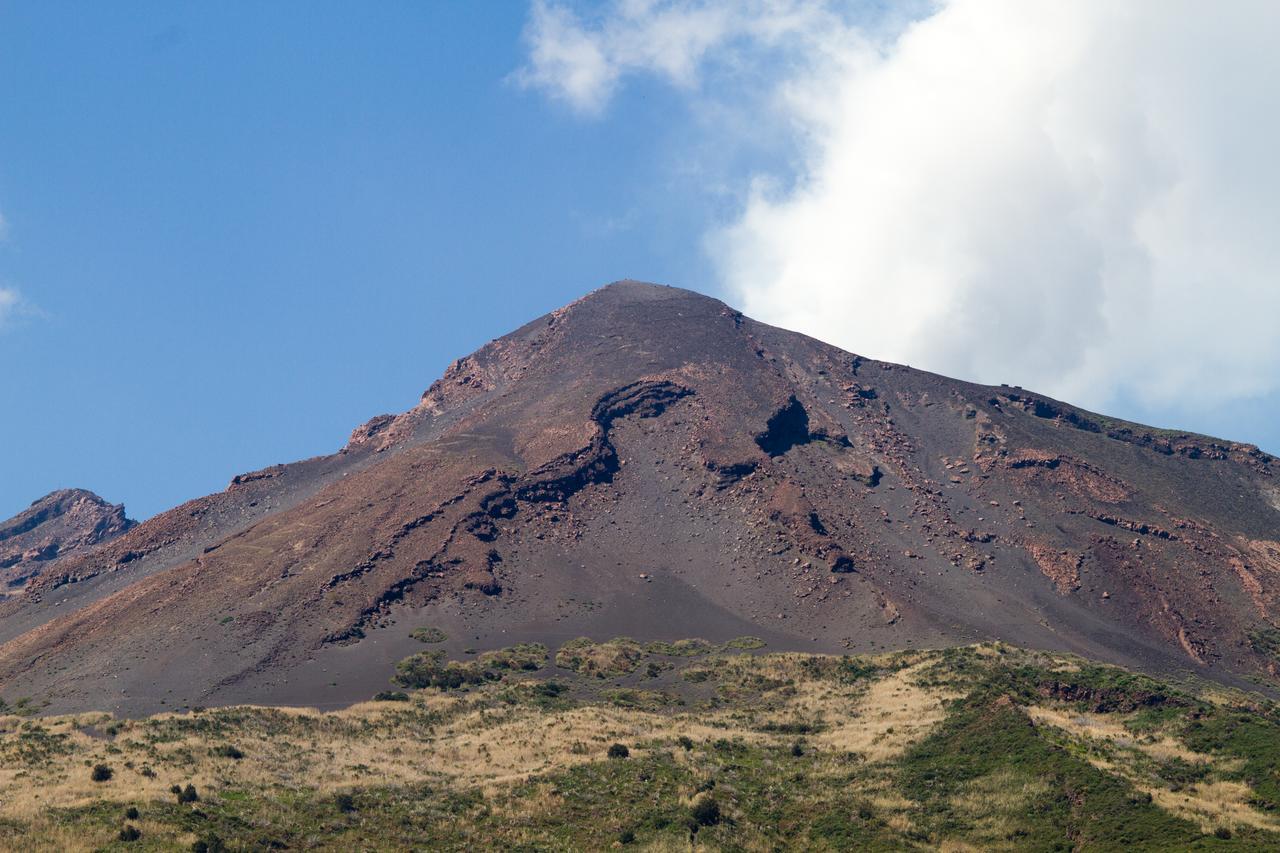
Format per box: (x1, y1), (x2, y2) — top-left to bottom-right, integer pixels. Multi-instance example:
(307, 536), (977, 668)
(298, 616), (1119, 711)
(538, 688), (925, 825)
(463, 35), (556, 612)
(3, 639), (1280, 850)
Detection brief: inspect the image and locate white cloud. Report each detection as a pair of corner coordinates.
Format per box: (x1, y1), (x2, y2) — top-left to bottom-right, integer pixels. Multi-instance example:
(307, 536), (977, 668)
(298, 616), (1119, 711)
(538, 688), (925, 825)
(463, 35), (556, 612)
(513, 0), (863, 116)
(0, 287), (20, 329)
(519, 1), (1280, 412)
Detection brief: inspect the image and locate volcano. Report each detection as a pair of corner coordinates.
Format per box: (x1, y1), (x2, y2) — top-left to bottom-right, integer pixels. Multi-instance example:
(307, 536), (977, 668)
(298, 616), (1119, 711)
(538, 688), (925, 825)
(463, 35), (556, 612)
(2, 281), (1278, 715)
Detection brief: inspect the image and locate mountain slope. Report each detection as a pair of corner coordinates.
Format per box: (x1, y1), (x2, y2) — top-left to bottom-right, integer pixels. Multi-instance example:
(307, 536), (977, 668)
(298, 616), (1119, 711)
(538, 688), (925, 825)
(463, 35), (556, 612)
(0, 489), (134, 596)
(1, 281), (1278, 714)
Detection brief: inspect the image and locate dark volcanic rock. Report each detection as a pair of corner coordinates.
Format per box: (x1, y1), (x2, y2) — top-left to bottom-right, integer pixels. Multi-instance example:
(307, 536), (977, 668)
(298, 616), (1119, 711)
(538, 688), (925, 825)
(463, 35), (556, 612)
(0, 490), (134, 594)
(2, 280), (1279, 716)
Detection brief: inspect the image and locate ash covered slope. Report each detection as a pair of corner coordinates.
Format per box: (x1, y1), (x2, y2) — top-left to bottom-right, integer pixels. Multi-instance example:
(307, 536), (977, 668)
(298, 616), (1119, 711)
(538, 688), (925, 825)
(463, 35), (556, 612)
(2, 281), (1279, 714)
(0, 490), (134, 595)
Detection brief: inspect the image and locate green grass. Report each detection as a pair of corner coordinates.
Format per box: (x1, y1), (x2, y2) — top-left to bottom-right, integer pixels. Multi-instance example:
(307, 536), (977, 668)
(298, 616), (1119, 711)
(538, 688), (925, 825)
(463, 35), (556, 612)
(6, 643), (1280, 850)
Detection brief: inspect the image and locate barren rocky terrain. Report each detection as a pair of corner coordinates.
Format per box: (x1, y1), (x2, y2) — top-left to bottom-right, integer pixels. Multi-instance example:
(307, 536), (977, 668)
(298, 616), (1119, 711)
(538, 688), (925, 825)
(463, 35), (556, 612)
(1, 281), (1278, 717)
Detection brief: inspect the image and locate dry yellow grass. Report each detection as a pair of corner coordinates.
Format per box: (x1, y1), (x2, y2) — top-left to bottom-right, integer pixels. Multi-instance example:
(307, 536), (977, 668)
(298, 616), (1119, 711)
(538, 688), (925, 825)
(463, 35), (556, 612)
(5, 646), (1274, 850)
(1026, 705), (1205, 764)
(1146, 781), (1280, 834)
(815, 661), (959, 762)
(0, 656), (949, 823)
(1027, 704), (1280, 833)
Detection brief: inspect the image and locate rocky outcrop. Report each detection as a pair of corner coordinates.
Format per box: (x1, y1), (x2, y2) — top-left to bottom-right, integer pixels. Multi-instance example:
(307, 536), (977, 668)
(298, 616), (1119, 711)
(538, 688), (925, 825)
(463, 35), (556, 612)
(0, 490), (134, 593)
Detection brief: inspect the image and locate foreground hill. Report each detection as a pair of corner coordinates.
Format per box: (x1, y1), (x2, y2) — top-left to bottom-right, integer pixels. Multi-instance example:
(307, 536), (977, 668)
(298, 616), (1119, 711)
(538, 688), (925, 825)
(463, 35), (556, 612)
(0, 489), (134, 596)
(1, 281), (1278, 715)
(4, 641), (1280, 850)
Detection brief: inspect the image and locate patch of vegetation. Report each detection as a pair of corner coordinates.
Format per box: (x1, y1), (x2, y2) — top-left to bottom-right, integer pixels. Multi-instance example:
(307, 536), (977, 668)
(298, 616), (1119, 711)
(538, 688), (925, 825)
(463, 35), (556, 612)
(410, 626), (448, 644)
(722, 636), (767, 650)
(900, 696), (1202, 848)
(604, 688), (680, 710)
(645, 638), (714, 657)
(393, 643), (547, 690)
(555, 637), (645, 678)
(4, 643), (1280, 849)
(392, 649), (480, 690)
(1248, 627), (1280, 663)
(1182, 709), (1280, 809)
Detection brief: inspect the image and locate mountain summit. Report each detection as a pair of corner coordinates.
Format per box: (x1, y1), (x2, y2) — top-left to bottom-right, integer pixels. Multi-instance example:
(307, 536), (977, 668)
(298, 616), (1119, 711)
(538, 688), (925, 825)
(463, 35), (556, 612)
(2, 281), (1278, 714)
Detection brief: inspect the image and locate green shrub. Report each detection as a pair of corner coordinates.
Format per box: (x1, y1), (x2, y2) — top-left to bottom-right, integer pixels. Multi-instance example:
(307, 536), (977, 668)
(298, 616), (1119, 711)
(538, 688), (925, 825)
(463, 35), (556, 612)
(410, 626), (448, 644)
(556, 637), (645, 677)
(533, 681), (566, 698)
(373, 690), (410, 702)
(118, 824), (141, 842)
(191, 835), (225, 853)
(394, 645), (547, 690)
(645, 639), (713, 657)
(171, 783), (199, 803)
(691, 797), (721, 826)
(393, 650), (482, 690)
(213, 744), (244, 760)
(607, 743), (630, 759)
(90, 763), (113, 782)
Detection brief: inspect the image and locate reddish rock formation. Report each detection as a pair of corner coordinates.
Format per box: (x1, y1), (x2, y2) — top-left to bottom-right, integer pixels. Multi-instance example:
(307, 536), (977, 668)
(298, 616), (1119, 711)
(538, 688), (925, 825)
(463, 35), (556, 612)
(0, 490), (134, 594)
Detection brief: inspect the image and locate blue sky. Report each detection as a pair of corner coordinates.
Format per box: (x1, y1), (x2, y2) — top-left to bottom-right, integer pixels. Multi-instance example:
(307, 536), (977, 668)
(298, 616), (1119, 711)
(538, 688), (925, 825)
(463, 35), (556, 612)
(3, 2), (1278, 520)
(0, 3), (722, 519)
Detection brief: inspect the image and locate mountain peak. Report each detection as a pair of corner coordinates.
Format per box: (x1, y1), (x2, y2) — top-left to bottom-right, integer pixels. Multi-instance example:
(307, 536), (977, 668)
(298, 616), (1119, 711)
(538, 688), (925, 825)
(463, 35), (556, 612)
(2, 284), (1279, 715)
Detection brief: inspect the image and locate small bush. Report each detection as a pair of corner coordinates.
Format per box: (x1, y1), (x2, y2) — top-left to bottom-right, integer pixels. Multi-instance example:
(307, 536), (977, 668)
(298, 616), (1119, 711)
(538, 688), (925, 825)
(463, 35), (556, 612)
(691, 797), (721, 827)
(607, 743), (630, 759)
(556, 637), (645, 677)
(645, 639), (713, 657)
(791, 741), (805, 757)
(533, 681), (566, 698)
(374, 690), (410, 702)
(124, 806), (139, 820)
(214, 744), (244, 760)
(118, 824), (141, 842)
(618, 829), (636, 844)
(410, 626), (447, 644)
(677, 735), (694, 751)
(335, 792), (356, 813)
(1214, 827), (1232, 840)
(172, 783), (199, 803)
(91, 763), (113, 782)
(191, 835), (226, 853)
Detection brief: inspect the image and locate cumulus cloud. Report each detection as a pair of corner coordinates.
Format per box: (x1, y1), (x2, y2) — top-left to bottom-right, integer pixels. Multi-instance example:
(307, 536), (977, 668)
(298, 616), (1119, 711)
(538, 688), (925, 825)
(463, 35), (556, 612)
(519, 0), (1280, 412)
